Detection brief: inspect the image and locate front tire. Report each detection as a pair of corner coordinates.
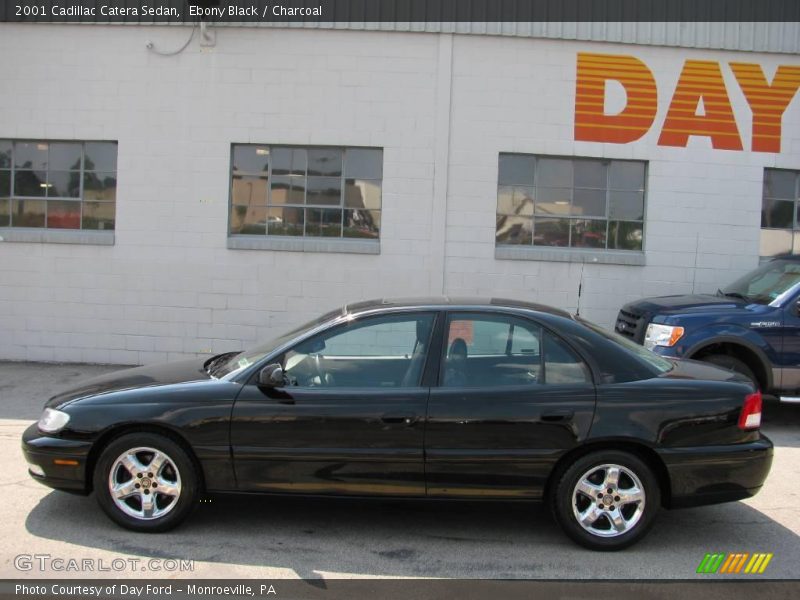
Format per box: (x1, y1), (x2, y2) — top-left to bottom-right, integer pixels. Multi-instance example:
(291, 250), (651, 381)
(93, 432), (198, 532)
(551, 451), (660, 551)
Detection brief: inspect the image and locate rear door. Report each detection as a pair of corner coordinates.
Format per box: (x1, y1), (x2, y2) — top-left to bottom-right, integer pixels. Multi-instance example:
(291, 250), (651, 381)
(425, 311), (596, 498)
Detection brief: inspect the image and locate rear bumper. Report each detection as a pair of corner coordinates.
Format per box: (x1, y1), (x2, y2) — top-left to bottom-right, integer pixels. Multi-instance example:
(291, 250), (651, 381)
(21, 423), (92, 495)
(658, 435), (773, 508)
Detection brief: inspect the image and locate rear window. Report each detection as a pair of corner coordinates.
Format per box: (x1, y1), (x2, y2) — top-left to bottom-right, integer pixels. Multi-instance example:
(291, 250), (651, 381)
(575, 318), (673, 383)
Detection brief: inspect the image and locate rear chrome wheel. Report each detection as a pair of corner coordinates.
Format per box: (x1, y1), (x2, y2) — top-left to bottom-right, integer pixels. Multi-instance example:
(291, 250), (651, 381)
(552, 450), (660, 551)
(571, 463), (646, 538)
(108, 447), (182, 521)
(94, 433), (198, 532)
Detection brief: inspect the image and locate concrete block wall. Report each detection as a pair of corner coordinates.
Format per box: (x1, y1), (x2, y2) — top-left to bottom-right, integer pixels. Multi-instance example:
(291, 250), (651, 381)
(443, 35), (800, 327)
(0, 25), (443, 364)
(0, 24), (797, 364)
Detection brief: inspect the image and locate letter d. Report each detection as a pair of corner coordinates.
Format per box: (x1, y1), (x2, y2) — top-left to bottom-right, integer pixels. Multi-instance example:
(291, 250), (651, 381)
(574, 53), (657, 144)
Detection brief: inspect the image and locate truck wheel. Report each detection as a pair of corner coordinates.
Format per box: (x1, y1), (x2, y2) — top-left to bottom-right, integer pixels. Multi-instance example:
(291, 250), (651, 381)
(702, 354), (757, 387)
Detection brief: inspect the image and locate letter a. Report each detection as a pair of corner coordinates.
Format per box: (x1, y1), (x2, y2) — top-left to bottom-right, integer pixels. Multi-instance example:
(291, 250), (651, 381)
(658, 60), (743, 150)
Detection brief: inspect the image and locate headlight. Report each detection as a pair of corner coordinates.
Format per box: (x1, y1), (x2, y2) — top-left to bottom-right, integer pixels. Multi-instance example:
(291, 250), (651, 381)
(644, 323), (685, 350)
(38, 408), (70, 433)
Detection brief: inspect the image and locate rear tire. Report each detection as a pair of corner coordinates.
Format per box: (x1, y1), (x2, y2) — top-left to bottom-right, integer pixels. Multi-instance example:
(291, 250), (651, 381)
(93, 432), (198, 532)
(701, 354), (757, 387)
(551, 451), (660, 551)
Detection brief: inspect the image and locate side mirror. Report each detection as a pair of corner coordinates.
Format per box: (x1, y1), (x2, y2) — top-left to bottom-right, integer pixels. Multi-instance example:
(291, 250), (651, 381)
(258, 363), (285, 388)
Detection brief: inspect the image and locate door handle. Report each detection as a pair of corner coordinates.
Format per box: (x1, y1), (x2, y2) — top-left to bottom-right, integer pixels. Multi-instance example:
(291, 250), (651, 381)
(541, 410), (574, 422)
(381, 413), (417, 426)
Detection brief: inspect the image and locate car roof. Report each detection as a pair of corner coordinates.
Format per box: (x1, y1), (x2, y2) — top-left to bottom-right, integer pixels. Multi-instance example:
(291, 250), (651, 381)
(343, 297), (574, 319)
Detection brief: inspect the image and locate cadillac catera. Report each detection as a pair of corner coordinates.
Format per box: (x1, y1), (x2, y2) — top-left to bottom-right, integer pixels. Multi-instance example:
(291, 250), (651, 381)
(22, 298), (772, 550)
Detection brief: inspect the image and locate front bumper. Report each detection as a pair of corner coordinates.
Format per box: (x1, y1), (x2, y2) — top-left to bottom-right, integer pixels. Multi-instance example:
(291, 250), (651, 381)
(21, 423), (93, 495)
(659, 435), (773, 508)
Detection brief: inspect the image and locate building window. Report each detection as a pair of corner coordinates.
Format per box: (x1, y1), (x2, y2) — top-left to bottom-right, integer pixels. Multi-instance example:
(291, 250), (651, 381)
(760, 169), (800, 257)
(0, 140), (117, 230)
(229, 144), (382, 240)
(495, 154), (646, 252)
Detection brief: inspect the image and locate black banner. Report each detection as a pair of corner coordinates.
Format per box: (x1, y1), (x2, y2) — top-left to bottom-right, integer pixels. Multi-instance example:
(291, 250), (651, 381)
(2, 580), (800, 600)
(2, 0), (800, 24)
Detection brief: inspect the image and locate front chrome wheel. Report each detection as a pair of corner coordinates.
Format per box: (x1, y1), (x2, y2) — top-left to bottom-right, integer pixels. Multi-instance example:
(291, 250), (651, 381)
(108, 447), (182, 521)
(571, 463), (646, 538)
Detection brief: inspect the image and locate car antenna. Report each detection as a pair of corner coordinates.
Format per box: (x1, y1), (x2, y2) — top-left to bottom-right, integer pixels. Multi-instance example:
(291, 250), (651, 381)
(576, 262), (585, 317)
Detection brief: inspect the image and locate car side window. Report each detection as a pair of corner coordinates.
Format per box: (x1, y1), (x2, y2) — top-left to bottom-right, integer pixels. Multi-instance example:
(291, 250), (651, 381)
(543, 331), (592, 384)
(281, 313), (435, 388)
(441, 314), (543, 388)
(441, 313), (591, 388)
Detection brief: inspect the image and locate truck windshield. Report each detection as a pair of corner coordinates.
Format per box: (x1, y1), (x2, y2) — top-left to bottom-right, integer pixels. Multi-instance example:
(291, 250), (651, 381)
(721, 259), (800, 305)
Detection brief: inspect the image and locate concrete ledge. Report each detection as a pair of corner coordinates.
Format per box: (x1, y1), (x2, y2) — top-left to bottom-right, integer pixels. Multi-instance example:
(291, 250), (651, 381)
(227, 235), (380, 255)
(495, 245), (645, 266)
(0, 228), (115, 246)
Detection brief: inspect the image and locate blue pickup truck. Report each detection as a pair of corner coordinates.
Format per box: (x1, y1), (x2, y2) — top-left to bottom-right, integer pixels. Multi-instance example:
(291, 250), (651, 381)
(615, 255), (800, 402)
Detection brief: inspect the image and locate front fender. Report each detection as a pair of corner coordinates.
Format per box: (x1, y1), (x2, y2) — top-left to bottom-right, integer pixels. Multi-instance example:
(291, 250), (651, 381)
(668, 324), (773, 360)
(663, 324), (775, 390)
(60, 392), (237, 492)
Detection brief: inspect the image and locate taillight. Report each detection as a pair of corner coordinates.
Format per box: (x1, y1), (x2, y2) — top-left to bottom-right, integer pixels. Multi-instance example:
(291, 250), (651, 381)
(738, 390), (762, 430)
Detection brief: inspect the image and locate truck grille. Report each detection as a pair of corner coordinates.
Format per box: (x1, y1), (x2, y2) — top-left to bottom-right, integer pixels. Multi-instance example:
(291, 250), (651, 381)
(615, 307), (648, 344)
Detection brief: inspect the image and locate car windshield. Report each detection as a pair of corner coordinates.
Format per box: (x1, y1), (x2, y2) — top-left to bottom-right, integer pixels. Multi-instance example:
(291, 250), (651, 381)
(720, 258), (800, 305)
(578, 318), (673, 374)
(209, 307), (344, 378)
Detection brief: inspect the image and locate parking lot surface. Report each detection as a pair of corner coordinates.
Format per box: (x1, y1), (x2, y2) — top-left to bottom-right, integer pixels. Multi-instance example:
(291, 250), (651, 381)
(2, 361), (799, 579)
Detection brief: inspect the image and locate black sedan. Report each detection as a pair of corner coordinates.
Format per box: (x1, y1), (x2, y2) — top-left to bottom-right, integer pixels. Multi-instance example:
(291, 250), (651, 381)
(22, 298), (773, 550)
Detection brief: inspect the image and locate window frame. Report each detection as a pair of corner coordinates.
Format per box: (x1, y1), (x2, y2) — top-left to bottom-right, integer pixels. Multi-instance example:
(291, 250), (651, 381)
(277, 310), (439, 390)
(0, 138), (118, 232)
(760, 168), (800, 257)
(495, 153), (648, 255)
(227, 143), (383, 243)
(437, 311), (594, 388)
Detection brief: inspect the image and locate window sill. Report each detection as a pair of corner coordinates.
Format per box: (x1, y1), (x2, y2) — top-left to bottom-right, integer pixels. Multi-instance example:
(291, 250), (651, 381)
(495, 245), (645, 266)
(0, 228), (115, 246)
(227, 235), (380, 255)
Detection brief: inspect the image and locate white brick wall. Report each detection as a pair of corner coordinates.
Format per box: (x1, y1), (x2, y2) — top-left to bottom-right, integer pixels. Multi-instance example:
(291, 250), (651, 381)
(0, 24), (798, 364)
(443, 35), (800, 328)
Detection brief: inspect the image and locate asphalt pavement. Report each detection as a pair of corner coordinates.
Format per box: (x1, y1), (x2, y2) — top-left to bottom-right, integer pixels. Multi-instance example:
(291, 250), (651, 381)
(2, 361), (799, 579)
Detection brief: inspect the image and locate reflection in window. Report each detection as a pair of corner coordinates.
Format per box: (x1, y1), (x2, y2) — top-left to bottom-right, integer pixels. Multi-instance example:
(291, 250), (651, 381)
(760, 169), (800, 257)
(282, 313), (435, 388)
(11, 199), (45, 228)
(496, 154), (646, 252)
(441, 313), (590, 388)
(229, 144), (383, 240)
(0, 139), (117, 230)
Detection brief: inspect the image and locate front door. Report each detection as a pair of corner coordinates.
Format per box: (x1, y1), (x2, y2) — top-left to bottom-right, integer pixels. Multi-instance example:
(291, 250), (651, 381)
(778, 292), (800, 393)
(230, 311), (437, 495)
(425, 311), (596, 498)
